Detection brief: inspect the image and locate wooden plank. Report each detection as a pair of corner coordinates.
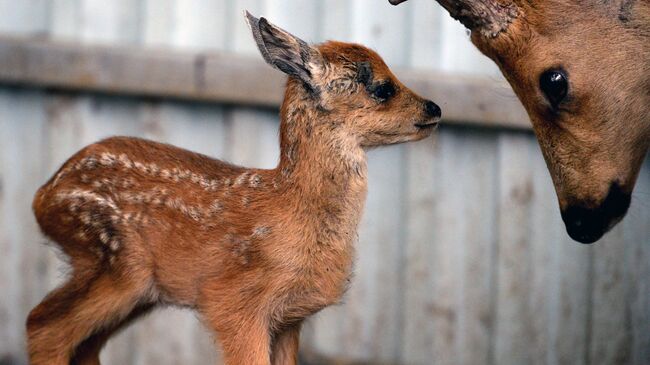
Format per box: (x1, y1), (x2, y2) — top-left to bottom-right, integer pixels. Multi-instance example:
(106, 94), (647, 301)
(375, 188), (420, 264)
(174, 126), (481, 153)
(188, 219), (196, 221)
(626, 160), (650, 365)
(589, 225), (631, 365)
(226, 108), (280, 169)
(351, 0), (410, 67)
(447, 130), (499, 365)
(0, 36), (530, 129)
(531, 149), (590, 365)
(319, 0), (351, 41)
(400, 128), (500, 365)
(227, 0), (264, 55)
(492, 132), (537, 365)
(407, 0), (443, 69)
(0, 0), (50, 35)
(399, 131), (440, 365)
(437, 8), (501, 77)
(0, 89), (50, 365)
(587, 160), (650, 365)
(77, 0), (143, 44)
(337, 146), (405, 362)
(266, 0), (320, 42)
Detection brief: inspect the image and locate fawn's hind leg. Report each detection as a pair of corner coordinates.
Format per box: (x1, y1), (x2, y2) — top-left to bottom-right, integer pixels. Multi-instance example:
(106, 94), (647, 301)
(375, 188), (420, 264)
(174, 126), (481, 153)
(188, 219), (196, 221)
(26, 267), (153, 365)
(71, 303), (155, 365)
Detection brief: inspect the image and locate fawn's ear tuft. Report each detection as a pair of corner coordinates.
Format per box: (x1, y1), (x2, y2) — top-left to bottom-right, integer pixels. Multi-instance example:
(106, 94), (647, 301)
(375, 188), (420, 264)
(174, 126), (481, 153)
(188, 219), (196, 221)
(245, 11), (322, 86)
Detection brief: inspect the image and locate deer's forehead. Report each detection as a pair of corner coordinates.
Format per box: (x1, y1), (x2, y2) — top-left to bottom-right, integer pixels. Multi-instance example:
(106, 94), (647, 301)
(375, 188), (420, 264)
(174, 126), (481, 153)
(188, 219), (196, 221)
(476, 8), (631, 78)
(318, 41), (392, 76)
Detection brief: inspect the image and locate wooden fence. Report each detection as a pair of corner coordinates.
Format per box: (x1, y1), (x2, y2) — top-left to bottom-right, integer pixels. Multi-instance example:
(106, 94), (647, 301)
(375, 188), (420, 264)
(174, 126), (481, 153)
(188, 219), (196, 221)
(0, 1), (648, 365)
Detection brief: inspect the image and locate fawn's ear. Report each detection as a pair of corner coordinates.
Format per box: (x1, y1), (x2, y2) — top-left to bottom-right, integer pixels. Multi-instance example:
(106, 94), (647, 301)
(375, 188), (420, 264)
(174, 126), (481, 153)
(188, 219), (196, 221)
(245, 11), (323, 85)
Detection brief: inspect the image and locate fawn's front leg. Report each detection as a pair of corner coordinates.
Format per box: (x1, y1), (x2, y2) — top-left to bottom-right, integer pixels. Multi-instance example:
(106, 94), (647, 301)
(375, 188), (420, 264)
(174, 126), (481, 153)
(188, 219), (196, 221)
(271, 324), (301, 365)
(215, 320), (271, 365)
(200, 300), (272, 365)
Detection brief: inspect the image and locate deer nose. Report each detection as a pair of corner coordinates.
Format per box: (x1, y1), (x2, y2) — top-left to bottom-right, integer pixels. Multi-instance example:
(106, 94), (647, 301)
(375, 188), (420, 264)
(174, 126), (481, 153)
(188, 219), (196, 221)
(560, 183), (631, 244)
(424, 100), (441, 119)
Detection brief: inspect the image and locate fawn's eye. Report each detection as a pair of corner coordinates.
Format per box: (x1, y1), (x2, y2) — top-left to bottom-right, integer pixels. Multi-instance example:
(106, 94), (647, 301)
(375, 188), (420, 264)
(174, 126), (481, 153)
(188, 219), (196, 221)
(540, 69), (568, 108)
(372, 82), (396, 101)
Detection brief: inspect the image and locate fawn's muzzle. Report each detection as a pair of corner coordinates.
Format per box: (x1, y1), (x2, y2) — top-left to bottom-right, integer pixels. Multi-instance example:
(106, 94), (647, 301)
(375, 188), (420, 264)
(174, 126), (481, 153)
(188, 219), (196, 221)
(561, 182), (631, 244)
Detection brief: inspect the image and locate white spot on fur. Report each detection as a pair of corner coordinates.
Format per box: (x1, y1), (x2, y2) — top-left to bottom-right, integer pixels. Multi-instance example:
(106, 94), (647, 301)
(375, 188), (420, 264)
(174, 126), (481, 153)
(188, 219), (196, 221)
(234, 172), (249, 187)
(118, 154), (133, 169)
(99, 152), (117, 166)
(252, 226), (271, 238)
(249, 174), (262, 188)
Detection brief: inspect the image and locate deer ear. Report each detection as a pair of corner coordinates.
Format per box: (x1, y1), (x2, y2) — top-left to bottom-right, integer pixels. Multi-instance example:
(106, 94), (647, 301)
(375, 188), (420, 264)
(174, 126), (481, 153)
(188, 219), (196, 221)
(245, 11), (322, 85)
(432, 1), (520, 38)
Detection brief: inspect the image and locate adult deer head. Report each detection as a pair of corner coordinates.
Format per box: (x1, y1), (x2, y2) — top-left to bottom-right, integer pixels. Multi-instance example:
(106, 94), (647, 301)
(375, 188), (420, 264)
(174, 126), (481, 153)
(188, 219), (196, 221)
(392, 0), (650, 243)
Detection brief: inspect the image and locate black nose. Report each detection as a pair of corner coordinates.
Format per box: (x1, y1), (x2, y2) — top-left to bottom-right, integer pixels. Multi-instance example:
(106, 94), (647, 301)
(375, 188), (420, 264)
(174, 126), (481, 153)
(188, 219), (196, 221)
(424, 100), (441, 119)
(561, 183), (631, 244)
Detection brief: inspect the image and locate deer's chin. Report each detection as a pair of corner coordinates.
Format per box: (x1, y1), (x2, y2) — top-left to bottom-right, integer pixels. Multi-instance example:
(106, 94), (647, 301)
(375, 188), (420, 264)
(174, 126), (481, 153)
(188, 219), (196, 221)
(560, 182), (631, 244)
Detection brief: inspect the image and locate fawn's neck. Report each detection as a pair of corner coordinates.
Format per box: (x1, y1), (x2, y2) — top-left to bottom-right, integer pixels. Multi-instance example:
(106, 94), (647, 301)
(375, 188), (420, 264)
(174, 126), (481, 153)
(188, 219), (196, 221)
(274, 87), (368, 239)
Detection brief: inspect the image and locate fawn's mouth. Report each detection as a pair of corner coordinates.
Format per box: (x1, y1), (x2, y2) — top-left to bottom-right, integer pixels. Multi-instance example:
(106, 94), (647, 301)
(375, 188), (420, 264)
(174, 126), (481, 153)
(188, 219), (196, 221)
(415, 121), (439, 129)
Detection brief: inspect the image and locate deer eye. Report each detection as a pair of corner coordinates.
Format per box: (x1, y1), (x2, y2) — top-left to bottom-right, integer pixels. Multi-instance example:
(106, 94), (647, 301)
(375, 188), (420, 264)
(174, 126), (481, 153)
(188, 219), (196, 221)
(371, 82), (396, 101)
(540, 69), (568, 108)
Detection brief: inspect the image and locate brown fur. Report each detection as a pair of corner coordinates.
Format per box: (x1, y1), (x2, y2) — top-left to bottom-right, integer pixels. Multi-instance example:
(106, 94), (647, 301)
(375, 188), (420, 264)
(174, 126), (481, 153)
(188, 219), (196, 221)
(471, 0), (650, 208)
(26, 14), (439, 365)
(394, 0), (649, 239)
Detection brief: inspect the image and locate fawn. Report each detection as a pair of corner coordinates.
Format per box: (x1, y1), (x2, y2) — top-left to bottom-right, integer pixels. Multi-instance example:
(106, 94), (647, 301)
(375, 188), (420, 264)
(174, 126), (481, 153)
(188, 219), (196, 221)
(26, 12), (441, 365)
(392, 0), (650, 243)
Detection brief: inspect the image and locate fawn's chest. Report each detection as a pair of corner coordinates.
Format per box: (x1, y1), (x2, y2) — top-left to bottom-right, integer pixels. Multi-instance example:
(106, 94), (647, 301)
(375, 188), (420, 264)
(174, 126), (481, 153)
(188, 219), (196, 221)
(273, 177), (367, 320)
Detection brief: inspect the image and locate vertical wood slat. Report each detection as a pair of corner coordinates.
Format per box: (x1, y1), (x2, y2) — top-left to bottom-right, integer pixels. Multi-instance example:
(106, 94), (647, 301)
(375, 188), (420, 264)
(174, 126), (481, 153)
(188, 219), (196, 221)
(265, 0), (320, 42)
(589, 226), (630, 365)
(0, 0), (50, 35)
(0, 90), (49, 365)
(228, 0), (264, 54)
(400, 133), (440, 365)
(493, 133), (537, 365)
(350, 0), (410, 67)
(401, 128), (500, 365)
(448, 130), (498, 365)
(626, 163), (650, 365)
(530, 147), (590, 365)
(437, 11), (500, 77)
(0, 5), (52, 365)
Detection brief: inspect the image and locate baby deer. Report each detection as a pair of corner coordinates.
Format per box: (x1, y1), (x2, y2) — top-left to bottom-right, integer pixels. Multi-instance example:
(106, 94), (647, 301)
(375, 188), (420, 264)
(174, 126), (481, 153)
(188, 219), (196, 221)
(26, 12), (441, 365)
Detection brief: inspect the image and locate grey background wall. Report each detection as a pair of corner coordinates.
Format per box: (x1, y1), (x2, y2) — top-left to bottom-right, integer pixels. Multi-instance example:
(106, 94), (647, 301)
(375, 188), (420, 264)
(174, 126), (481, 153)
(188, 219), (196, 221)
(0, 1), (648, 364)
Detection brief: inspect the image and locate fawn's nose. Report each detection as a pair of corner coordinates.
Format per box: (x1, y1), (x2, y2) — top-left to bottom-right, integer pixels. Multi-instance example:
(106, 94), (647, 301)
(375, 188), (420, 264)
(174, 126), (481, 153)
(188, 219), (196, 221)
(424, 101), (442, 119)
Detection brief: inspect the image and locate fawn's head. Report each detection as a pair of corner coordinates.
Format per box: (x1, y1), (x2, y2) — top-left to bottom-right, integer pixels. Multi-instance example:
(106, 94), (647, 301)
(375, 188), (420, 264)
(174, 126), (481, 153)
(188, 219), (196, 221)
(393, 0), (650, 243)
(245, 12), (441, 148)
